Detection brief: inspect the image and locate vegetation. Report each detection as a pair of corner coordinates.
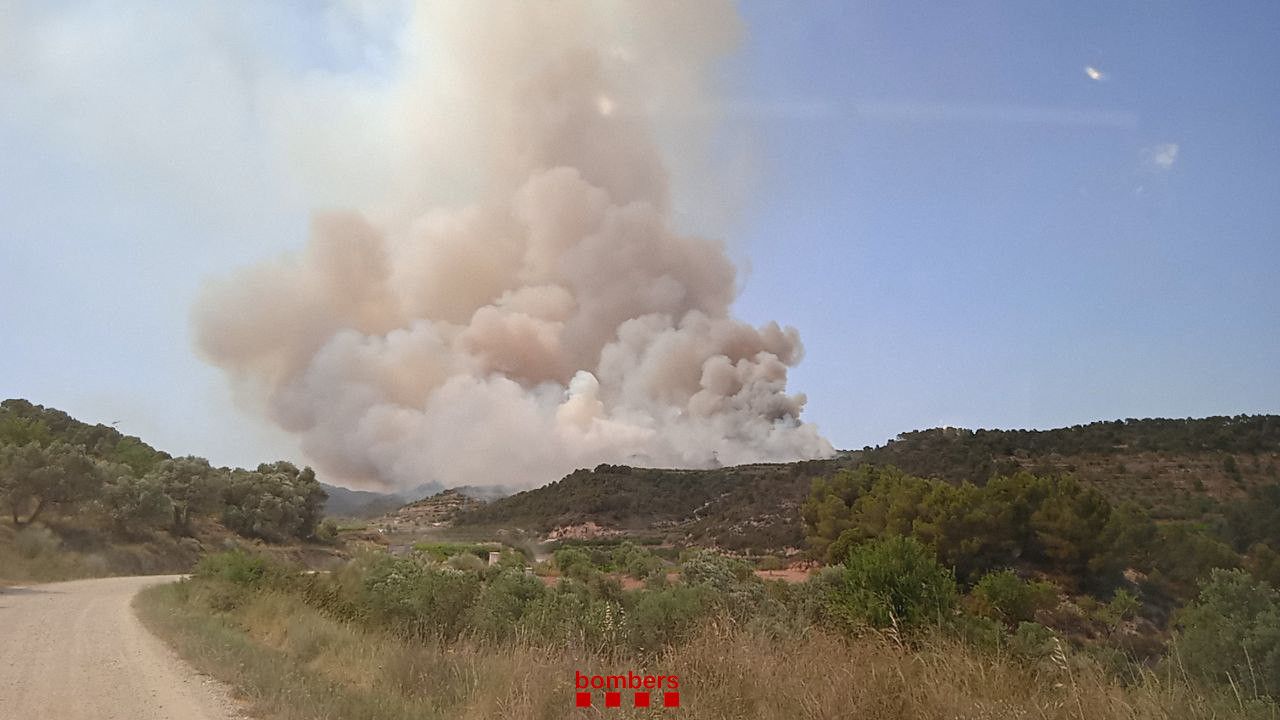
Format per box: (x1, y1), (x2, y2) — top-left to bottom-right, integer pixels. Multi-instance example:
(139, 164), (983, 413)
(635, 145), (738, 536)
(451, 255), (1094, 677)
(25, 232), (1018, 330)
(8, 397), (1280, 715)
(456, 415), (1280, 556)
(860, 416), (1280, 485)
(803, 466), (1154, 586)
(829, 535), (958, 630)
(454, 460), (842, 551)
(137, 547), (1279, 719)
(0, 398), (331, 581)
(1174, 569), (1280, 698)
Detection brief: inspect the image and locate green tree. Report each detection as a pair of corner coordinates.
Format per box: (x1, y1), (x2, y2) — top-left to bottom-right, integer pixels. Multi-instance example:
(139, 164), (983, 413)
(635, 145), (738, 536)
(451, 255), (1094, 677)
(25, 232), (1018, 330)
(149, 456), (224, 536)
(0, 441), (103, 525)
(553, 547), (594, 580)
(101, 470), (172, 535)
(0, 415), (52, 447)
(1150, 523), (1240, 592)
(221, 462), (326, 542)
(1029, 477), (1113, 579)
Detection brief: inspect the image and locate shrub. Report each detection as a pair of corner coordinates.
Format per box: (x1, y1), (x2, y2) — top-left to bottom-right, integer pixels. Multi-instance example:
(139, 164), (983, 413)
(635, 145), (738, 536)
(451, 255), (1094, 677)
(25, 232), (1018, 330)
(1174, 569), (1280, 698)
(831, 535), (957, 631)
(949, 613), (1005, 651)
(194, 549), (282, 587)
(448, 553), (487, 573)
(680, 549), (753, 592)
(612, 541), (663, 579)
(625, 585), (713, 651)
(968, 570), (1058, 625)
(360, 556), (481, 640)
(314, 518), (340, 544)
(413, 542), (492, 562)
(1105, 588), (1141, 624)
(466, 569), (547, 641)
(14, 523), (61, 559)
(516, 583), (606, 646)
(1008, 621), (1057, 660)
(553, 547), (593, 579)
(757, 555), (787, 571)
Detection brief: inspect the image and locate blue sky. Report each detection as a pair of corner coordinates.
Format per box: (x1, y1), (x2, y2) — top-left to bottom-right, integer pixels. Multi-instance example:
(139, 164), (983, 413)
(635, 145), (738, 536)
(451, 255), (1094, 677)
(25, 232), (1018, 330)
(727, 1), (1280, 446)
(1, 1), (1277, 470)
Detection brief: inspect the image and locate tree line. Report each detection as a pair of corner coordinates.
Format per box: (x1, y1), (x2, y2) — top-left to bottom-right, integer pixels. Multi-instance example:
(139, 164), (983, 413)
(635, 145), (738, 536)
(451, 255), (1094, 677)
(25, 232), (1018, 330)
(0, 398), (327, 542)
(859, 415), (1280, 485)
(803, 464), (1280, 602)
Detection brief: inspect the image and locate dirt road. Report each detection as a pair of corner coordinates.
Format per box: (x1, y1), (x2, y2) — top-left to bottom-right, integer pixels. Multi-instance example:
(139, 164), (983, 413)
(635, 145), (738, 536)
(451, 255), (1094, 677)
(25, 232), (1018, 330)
(0, 575), (242, 720)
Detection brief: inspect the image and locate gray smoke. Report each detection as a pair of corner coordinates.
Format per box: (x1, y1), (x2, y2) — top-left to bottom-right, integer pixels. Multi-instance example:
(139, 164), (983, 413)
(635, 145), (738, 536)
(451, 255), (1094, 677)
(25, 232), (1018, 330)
(194, 1), (832, 490)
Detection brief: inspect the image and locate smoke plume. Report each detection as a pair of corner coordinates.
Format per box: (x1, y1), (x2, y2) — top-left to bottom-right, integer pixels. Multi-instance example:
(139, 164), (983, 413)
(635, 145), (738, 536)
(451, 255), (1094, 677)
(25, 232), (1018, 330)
(194, 1), (832, 490)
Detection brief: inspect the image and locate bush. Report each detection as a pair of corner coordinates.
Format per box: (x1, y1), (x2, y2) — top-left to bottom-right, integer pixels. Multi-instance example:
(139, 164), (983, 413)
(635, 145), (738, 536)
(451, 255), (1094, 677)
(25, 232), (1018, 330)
(360, 556), (482, 640)
(680, 549), (753, 592)
(949, 613), (1005, 651)
(1105, 588), (1141, 624)
(466, 569), (547, 641)
(14, 524), (61, 559)
(195, 549), (283, 587)
(625, 585), (713, 651)
(757, 555), (787, 571)
(516, 583), (607, 646)
(448, 553), (487, 572)
(413, 542), (493, 562)
(315, 518), (339, 544)
(612, 541), (663, 579)
(1008, 621), (1057, 660)
(968, 570), (1058, 625)
(553, 547), (593, 579)
(1174, 569), (1280, 698)
(832, 535), (957, 631)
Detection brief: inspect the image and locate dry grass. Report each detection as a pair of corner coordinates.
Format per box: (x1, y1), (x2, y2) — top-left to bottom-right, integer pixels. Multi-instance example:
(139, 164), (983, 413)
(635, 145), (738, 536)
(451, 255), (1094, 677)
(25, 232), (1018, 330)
(135, 579), (1273, 720)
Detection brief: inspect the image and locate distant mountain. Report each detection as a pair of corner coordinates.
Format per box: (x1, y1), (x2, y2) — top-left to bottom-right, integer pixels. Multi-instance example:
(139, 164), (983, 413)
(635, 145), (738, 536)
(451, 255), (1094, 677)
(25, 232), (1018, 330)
(322, 481), (515, 518)
(321, 481), (441, 518)
(374, 488), (490, 532)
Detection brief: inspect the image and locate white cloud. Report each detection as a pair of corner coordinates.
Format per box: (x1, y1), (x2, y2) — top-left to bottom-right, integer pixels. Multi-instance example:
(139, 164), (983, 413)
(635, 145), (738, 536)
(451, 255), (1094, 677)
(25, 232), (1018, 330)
(1148, 143), (1180, 170)
(1084, 66), (1105, 81)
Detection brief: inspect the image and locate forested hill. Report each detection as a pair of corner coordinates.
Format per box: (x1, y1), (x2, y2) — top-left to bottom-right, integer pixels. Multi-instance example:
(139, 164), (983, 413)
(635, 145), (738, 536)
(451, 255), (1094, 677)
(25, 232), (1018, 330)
(0, 398), (171, 474)
(452, 414), (1280, 551)
(454, 460), (844, 550)
(1, 398), (334, 581)
(863, 416), (1279, 485)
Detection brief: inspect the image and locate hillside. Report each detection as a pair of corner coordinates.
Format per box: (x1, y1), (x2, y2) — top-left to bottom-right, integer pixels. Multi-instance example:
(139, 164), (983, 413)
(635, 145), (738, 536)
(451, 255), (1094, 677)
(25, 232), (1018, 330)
(861, 416), (1279, 518)
(0, 399), (342, 582)
(454, 459), (847, 551)
(326, 482), (518, 519)
(453, 415), (1280, 551)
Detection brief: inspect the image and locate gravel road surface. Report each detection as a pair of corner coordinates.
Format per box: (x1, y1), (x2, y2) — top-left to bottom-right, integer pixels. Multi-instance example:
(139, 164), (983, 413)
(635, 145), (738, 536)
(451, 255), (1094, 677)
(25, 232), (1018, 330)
(0, 575), (243, 720)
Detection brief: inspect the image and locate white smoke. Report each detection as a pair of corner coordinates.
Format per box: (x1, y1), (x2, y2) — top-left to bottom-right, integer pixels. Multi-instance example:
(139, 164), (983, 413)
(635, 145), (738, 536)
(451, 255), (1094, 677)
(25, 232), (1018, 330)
(194, 1), (833, 490)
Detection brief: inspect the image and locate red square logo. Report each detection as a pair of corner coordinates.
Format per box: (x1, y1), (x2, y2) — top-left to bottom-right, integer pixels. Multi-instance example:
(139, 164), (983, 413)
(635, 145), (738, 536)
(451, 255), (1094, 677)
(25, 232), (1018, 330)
(634, 691), (651, 707)
(664, 691), (681, 707)
(605, 691), (621, 707)
(575, 692), (592, 707)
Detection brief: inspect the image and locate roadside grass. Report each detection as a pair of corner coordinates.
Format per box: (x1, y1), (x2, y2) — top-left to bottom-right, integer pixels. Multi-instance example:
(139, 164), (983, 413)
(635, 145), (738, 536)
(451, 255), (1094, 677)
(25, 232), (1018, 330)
(0, 522), (194, 584)
(0, 519), (348, 586)
(135, 576), (1267, 720)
